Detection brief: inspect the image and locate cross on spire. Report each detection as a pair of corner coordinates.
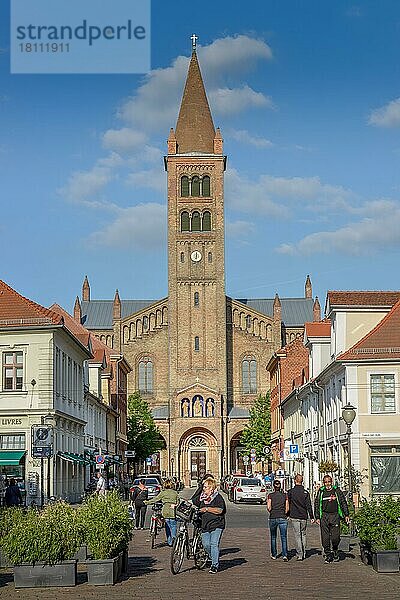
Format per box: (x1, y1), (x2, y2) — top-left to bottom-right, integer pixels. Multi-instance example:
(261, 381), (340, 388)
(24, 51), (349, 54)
(191, 33), (198, 51)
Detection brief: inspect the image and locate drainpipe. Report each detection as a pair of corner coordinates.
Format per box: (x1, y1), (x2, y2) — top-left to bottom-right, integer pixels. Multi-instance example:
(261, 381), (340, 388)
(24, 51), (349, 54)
(312, 379), (325, 478)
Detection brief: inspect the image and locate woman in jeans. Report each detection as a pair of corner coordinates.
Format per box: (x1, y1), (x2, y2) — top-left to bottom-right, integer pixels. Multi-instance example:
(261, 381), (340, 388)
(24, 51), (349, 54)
(267, 480), (289, 561)
(145, 479), (179, 546)
(194, 477), (226, 574)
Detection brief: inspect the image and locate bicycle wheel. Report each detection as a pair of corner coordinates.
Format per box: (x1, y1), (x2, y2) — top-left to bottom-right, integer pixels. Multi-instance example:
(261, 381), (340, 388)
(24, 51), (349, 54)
(150, 520), (157, 549)
(193, 532), (208, 569)
(170, 533), (186, 574)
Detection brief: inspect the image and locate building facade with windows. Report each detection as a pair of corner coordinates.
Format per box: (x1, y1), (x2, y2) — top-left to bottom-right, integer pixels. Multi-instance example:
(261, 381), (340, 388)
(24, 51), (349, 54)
(76, 48), (319, 485)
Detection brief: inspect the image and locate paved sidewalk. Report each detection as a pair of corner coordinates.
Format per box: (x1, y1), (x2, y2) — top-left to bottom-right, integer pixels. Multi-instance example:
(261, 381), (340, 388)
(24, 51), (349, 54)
(0, 520), (398, 600)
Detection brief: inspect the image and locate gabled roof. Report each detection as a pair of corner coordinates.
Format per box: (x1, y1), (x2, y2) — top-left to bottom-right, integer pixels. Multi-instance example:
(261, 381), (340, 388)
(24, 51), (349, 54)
(339, 300), (400, 361)
(305, 320), (331, 338)
(175, 51), (215, 154)
(81, 299), (156, 329)
(236, 297), (314, 327)
(0, 280), (63, 328)
(326, 291), (400, 310)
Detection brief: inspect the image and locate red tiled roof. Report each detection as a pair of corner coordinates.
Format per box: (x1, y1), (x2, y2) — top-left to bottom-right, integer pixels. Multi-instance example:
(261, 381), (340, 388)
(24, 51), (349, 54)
(327, 291), (400, 307)
(0, 280), (63, 327)
(305, 320), (331, 338)
(339, 300), (400, 361)
(50, 303), (108, 362)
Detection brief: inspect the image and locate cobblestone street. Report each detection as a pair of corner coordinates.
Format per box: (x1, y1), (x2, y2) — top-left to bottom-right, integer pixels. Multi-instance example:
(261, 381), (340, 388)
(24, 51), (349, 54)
(0, 497), (398, 600)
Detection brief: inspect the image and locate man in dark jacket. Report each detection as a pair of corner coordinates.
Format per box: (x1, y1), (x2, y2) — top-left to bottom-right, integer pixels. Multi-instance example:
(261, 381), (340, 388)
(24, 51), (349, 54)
(287, 474), (314, 560)
(5, 479), (22, 507)
(314, 475), (349, 563)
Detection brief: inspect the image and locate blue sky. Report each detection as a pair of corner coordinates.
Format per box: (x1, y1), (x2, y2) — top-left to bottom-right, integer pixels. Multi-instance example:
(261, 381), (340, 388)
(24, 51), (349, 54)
(1, 1), (400, 313)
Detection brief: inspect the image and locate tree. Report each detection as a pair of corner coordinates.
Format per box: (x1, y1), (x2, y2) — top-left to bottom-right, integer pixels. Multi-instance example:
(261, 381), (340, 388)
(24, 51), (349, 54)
(240, 393), (271, 460)
(127, 392), (164, 465)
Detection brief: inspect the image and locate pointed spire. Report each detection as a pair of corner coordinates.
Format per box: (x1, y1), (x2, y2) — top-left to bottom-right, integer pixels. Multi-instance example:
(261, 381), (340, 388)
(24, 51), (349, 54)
(213, 127), (223, 154)
(82, 275), (90, 302)
(175, 50), (215, 154)
(305, 275), (312, 299)
(167, 128), (177, 155)
(273, 293), (282, 321)
(113, 289), (121, 321)
(74, 296), (82, 323)
(313, 296), (321, 321)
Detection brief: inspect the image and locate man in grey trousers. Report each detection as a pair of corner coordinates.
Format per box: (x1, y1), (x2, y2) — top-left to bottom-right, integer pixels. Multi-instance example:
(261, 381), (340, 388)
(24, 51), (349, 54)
(287, 474), (314, 560)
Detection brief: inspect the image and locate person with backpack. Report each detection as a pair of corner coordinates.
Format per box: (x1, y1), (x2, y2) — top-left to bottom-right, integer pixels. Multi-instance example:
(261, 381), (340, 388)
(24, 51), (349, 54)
(267, 479), (289, 561)
(131, 478), (149, 529)
(287, 474), (314, 560)
(314, 475), (349, 563)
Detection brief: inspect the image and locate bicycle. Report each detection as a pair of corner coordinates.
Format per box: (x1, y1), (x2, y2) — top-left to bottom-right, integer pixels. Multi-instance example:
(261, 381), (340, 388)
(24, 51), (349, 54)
(149, 502), (164, 549)
(170, 500), (208, 574)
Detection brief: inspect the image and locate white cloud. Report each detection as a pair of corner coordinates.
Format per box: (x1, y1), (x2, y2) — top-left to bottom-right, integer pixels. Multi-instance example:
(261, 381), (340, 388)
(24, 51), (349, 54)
(89, 203), (166, 250)
(102, 128), (147, 153)
(118, 35), (273, 130)
(59, 166), (113, 205)
(226, 220), (256, 238)
(276, 205), (400, 256)
(369, 98), (400, 128)
(126, 168), (166, 193)
(229, 129), (273, 148)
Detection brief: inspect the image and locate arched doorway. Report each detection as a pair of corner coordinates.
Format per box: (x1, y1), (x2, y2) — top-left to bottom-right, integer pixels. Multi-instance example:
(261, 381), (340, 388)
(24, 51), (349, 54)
(179, 428), (218, 487)
(230, 431), (245, 474)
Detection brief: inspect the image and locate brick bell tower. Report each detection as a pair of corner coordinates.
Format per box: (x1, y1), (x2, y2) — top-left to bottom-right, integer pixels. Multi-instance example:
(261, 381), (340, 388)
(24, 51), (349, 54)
(165, 36), (227, 481)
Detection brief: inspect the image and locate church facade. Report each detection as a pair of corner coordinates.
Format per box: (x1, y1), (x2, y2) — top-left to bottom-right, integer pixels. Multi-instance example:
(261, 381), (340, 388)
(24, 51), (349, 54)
(75, 48), (319, 484)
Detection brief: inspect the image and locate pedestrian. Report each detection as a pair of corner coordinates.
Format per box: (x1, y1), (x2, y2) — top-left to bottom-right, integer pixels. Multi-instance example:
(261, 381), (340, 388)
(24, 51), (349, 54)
(131, 478), (149, 529)
(191, 472), (214, 505)
(4, 478), (22, 507)
(145, 478), (179, 546)
(193, 477), (226, 574)
(95, 471), (107, 495)
(314, 474), (349, 563)
(287, 474), (314, 560)
(267, 479), (289, 561)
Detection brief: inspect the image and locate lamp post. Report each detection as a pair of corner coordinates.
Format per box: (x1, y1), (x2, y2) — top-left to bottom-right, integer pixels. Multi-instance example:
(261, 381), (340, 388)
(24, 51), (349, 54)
(341, 403), (356, 504)
(41, 413), (54, 504)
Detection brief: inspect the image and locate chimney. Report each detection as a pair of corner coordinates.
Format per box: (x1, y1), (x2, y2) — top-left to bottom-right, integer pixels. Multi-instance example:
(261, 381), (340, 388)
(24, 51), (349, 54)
(305, 275), (312, 299)
(82, 275), (90, 302)
(313, 296), (321, 321)
(167, 128), (177, 155)
(73, 296), (82, 323)
(113, 289), (121, 321)
(213, 127), (223, 154)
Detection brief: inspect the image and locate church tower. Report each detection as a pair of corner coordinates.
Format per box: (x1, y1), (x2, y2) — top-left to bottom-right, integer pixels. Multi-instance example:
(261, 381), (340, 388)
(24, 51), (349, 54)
(165, 38), (227, 481)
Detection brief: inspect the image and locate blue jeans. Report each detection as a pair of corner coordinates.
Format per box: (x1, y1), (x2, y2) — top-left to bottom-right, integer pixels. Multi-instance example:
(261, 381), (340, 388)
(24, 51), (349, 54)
(165, 518), (177, 546)
(269, 518), (288, 558)
(201, 528), (223, 567)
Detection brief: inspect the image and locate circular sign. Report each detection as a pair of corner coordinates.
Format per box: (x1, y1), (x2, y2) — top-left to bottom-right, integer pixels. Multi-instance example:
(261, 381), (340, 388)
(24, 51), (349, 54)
(95, 455), (105, 464)
(263, 446), (271, 455)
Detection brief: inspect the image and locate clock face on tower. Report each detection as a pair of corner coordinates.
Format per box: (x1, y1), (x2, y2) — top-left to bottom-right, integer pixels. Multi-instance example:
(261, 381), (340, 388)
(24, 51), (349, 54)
(191, 250), (202, 262)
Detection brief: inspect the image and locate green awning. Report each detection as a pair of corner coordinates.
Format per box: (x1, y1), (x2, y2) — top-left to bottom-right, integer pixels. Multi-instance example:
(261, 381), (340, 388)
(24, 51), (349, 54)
(58, 452), (86, 465)
(0, 450), (26, 466)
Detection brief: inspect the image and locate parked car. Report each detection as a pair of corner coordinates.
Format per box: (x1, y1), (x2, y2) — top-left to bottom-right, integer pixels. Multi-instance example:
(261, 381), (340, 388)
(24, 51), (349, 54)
(130, 477), (162, 499)
(225, 473), (244, 497)
(230, 477), (267, 504)
(137, 473), (163, 486)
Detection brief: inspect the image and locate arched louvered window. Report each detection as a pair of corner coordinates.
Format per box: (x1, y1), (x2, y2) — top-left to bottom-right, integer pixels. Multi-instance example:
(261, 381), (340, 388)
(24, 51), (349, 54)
(180, 252), (185, 263)
(202, 211), (211, 231)
(194, 336), (200, 351)
(242, 357), (257, 394)
(202, 175), (210, 196)
(191, 211), (201, 232)
(191, 176), (200, 196)
(138, 357), (153, 394)
(208, 252), (212, 263)
(181, 211), (190, 232)
(246, 315), (252, 329)
(194, 292), (199, 307)
(143, 316), (148, 331)
(181, 176), (189, 197)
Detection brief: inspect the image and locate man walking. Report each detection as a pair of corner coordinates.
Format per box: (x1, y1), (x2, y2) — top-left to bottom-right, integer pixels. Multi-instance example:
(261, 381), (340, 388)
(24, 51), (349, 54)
(287, 474), (314, 560)
(314, 475), (349, 563)
(95, 471), (107, 496)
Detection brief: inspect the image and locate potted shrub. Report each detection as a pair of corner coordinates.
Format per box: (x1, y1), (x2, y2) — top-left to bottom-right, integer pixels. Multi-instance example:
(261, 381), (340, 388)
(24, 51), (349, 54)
(79, 491), (132, 585)
(0, 507), (25, 568)
(354, 496), (400, 573)
(1, 502), (83, 588)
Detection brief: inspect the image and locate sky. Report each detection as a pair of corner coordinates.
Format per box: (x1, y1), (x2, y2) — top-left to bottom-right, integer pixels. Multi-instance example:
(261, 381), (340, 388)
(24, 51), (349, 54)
(1, 0), (400, 315)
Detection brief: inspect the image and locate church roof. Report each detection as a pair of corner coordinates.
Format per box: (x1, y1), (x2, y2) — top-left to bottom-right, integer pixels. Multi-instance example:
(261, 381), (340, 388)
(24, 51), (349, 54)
(236, 298), (315, 327)
(81, 300), (156, 329)
(175, 51), (215, 154)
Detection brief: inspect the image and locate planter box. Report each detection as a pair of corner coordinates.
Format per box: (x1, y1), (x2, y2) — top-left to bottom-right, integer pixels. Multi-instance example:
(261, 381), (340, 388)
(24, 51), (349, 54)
(73, 544), (88, 562)
(14, 560), (77, 588)
(339, 535), (351, 552)
(372, 550), (399, 573)
(87, 555), (119, 586)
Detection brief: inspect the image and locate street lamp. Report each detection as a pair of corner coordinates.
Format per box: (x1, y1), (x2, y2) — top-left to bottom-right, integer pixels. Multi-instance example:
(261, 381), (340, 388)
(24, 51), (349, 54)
(341, 403), (356, 502)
